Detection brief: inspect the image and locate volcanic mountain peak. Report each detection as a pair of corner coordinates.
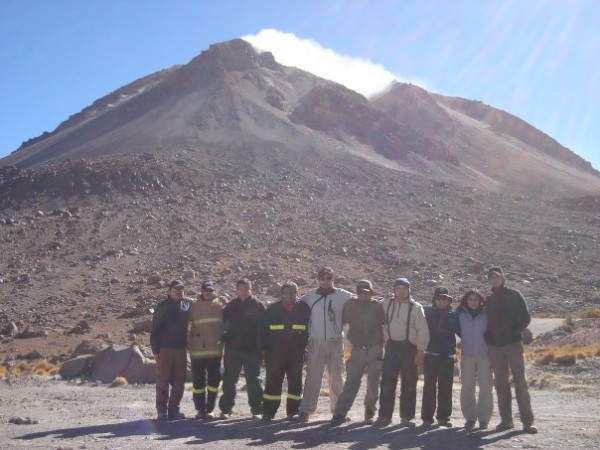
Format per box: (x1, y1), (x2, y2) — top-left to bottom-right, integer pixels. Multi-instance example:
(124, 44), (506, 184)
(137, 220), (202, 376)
(2, 37), (599, 196)
(371, 81), (453, 136)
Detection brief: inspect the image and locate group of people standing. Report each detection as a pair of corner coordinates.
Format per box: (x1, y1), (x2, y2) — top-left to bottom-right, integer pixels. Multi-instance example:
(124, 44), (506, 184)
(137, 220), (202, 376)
(149, 265), (537, 434)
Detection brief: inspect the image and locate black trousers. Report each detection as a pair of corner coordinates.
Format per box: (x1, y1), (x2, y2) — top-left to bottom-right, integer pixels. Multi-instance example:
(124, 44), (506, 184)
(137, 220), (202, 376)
(421, 354), (455, 422)
(191, 357), (222, 413)
(219, 349), (263, 415)
(378, 340), (418, 420)
(263, 350), (304, 417)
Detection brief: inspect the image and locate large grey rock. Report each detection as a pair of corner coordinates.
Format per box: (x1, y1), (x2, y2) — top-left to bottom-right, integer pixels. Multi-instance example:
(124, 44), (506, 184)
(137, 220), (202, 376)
(59, 355), (94, 378)
(70, 339), (107, 358)
(90, 344), (155, 384)
(1, 322), (18, 337)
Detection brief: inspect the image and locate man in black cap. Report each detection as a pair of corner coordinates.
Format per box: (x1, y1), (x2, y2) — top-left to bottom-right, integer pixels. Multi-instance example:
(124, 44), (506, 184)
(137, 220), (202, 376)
(374, 277), (429, 428)
(485, 266), (537, 434)
(188, 281), (224, 420)
(331, 280), (385, 426)
(150, 280), (192, 420)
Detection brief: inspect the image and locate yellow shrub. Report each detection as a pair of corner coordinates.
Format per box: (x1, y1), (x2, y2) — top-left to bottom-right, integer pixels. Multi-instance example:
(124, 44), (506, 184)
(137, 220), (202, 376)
(35, 360), (51, 371)
(111, 376), (128, 387)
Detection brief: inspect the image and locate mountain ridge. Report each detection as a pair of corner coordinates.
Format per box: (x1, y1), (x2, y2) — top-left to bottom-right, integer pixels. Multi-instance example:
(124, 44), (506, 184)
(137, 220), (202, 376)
(2, 38), (599, 197)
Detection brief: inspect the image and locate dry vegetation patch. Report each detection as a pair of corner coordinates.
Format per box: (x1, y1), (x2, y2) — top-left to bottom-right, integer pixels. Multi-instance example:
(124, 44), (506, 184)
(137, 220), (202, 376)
(0, 359), (60, 377)
(527, 344), (600, 366)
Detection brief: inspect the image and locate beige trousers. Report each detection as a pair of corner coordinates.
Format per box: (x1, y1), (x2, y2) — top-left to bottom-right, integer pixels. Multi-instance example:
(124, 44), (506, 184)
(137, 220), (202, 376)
(299, 338), (344, 415)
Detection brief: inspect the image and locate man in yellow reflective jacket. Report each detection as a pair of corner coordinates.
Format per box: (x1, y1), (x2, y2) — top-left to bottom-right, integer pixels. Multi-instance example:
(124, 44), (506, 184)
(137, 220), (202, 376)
(261, 281), (310, 420)
(188, 281), (224, 420)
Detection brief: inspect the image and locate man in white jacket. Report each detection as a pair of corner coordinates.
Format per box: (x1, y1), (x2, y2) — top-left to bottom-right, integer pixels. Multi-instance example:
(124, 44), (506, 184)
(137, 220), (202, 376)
(297, 267), (354, 421)
(374, 277), (429, 428)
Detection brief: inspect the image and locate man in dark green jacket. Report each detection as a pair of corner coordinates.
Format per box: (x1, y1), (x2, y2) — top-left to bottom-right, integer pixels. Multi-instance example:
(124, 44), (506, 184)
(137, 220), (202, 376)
(150, 279), (191, 420)
(218, 278), (266, 419)
(485, 267), (537, 434)
(331, 280), (385, 426)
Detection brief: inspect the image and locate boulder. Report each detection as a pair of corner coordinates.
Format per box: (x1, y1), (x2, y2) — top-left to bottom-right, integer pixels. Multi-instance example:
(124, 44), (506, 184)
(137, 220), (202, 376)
(70, 339), (107, 358)
(67, 320), (91, 335)
(182, 269), (196, 279)
(1, 322), (19, 337)
(89, 344), (156, 384)
(15, 326), (47, 339)
(59, 355), (94, 378)
(147, 273), (162, 285)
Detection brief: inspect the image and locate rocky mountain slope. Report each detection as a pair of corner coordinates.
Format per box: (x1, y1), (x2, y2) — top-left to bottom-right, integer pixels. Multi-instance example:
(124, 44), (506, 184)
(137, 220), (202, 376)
(1, 150), (599, 363)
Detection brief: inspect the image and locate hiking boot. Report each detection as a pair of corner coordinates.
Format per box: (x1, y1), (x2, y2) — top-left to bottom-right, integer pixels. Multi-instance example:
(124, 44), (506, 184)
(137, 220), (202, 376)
(400, 417), (415, 427)
(373, 417), (392, 428)
(156, 412), (168, 421)
(296, 412), (310, 422)
(523, 425), (538, 434)
(168, 411), (185, 420)
(495, 420), (515, 431)
(364, 408), (375, 424)
(331, 414), (350, 426)
(464, 420), (476, 430)
(421, 419), (434, 428)
(262, 414), (274, 422)
(437, 419), (453, 428)
(479, 421), (488, 430)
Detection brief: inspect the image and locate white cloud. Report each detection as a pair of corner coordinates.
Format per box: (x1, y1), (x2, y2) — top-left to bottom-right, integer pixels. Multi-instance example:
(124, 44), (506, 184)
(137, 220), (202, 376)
(243, 29), (409, 98)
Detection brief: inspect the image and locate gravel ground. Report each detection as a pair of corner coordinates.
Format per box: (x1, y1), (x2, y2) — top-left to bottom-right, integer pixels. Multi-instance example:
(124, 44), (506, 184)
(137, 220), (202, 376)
(1, 368), (599, 450)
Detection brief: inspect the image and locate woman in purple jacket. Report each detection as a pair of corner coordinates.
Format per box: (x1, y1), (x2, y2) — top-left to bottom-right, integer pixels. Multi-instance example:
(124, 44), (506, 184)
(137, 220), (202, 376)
(457, 290), (493, 430)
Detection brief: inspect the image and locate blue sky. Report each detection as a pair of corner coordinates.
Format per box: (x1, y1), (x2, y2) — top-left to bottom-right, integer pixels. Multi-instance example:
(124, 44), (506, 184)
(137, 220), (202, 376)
(1, 0), (598, 170)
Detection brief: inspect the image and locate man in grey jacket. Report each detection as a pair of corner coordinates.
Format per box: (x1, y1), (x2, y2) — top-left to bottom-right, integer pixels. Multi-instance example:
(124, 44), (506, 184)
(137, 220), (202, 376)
(297, 267), (354, 422)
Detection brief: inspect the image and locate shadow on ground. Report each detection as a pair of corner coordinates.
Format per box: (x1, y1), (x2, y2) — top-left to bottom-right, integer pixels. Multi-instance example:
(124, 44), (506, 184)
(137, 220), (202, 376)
(16, 417), (525, 449)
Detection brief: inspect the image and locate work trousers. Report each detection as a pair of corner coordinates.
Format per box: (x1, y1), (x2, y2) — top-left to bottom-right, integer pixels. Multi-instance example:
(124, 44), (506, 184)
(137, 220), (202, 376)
(460, 355), (493, 423)
(378, 340), (418, 420)
(334, 344), (383, 417)
(299, 338), (344, 415)
(262, 350), (304, 417)
(191, 357), (222, 413)
(155, 347), (187, 415)
(218, 348), (263, 415)
(421, 354), (455, 422)
(488, 342), (534, 426)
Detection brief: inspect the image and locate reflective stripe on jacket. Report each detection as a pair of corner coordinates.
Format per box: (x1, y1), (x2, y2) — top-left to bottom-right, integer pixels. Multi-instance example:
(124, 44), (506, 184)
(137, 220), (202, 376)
(262, 300), (311, 355)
